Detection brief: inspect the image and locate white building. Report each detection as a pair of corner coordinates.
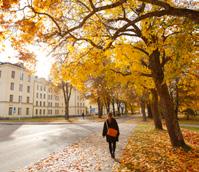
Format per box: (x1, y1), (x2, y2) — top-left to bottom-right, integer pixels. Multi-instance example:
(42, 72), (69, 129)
(0, 62), (86, 119)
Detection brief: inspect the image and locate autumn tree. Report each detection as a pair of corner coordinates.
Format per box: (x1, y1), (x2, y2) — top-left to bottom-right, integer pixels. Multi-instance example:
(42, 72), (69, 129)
(1, 0), (198, 149)
(50, 60), (73, 120)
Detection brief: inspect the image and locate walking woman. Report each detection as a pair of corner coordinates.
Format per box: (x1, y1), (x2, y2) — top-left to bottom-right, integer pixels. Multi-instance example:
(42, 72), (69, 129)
(102, 113), (120, 158)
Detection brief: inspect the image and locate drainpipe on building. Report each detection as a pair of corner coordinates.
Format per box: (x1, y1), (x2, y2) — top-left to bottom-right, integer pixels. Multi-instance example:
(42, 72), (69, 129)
(32, 76), (35, 119)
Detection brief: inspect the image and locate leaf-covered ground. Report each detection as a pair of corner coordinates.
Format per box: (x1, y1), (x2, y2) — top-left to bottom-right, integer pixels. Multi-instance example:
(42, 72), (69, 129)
(114, 125), (199, 172)
(17, 123), (134, 172)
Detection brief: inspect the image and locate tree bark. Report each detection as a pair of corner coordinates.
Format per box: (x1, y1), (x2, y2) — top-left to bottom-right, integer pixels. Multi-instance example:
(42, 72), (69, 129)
(175, 79), (179, 120)
(97, 97), (103, 118)
(140, 99), (147, 121)
(147, 103), (153, 118)
(130, 104), (134, 114)
(62, 82), (72, 120)
(65, 101), (69, 120)
(149, 49), (189, 149)
(116, 100), (121, 115)
(105, 97), (111, 114)
(151, 89), (163, 130)
(112, 98), (116, 116)
(124, 102), (128, 115)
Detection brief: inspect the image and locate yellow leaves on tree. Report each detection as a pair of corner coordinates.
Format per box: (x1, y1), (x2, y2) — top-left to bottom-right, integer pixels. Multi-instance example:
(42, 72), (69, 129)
(0, 0), (18, 9)
(33, 0), (61, 11)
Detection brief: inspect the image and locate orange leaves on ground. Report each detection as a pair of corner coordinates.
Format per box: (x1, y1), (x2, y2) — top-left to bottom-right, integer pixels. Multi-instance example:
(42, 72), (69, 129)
(115, 125), (199, 172)
(183, 129), (199, 147)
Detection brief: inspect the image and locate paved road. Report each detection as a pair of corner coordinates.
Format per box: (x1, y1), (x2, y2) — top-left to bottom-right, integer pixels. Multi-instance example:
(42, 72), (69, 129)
(0, 118), (135, 172)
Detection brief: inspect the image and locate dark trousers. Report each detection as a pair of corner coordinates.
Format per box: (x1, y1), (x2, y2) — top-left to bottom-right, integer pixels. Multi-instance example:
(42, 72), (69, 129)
(108, 141), (116, 154)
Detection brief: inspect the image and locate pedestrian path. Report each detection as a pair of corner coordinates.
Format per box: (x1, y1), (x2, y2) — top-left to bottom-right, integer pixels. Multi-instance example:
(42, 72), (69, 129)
(18, 123), (136, 172)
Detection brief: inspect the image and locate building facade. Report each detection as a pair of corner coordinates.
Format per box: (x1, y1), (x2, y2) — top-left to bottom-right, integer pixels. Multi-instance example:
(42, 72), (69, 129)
(0, 62), (86, 119)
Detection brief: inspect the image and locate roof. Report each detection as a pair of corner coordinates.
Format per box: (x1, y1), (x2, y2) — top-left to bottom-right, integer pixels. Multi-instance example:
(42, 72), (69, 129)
(0, 62), (26, 70)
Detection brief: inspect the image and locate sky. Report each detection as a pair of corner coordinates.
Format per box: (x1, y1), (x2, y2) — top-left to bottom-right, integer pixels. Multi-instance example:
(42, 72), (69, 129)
(0, 40), (53, 79)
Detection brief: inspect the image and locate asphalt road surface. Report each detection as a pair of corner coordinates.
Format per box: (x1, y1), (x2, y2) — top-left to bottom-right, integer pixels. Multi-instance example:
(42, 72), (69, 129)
(0, 118), (135, 172)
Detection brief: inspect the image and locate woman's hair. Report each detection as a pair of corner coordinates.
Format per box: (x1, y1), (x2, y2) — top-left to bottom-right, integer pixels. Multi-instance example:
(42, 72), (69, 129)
(108, 112), (113, 117)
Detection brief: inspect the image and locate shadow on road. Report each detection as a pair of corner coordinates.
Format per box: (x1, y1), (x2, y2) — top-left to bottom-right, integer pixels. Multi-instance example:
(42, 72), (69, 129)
(0, 125), (22, 142)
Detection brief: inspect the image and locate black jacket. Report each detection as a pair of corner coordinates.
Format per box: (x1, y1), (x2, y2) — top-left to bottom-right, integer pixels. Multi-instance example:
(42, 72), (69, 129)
(102, 118), (120, 142)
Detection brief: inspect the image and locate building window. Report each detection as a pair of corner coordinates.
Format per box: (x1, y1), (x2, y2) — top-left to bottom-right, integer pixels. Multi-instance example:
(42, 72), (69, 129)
(18, 96), (22, 103)
(40, 86), (42, 91)
(40, 93), (42, 99)
(43, 109), (45, 115)
(48, 109), (52, 115)
(55, 110), (59, 115)
(9, 95), (13, 102)
(8, 107), (13, 115)
(36, 109), (38, 115)
(26, 108), (29, 115)
(39, 109), (42, 115)
(36, 93), (38, 98)
(10, 82), (14, 90)
(27, 86), (30, 93)
(43, 94), (46, 99)
(20, 72), (24, 80)
(36, 101), (38, 106)
(27, 97), (30, 103)
(19, 84), (23, 92)
(43, 102), (45, 107)
(40, 101), (42, 106)
(18, 108), (22, 115)
(11, 71), (15, 79)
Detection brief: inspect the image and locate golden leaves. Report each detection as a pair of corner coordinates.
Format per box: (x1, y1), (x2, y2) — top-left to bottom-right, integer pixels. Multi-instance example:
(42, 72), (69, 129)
(116, 124), (199, 172)
(0, 0), (18, 9)
(33, 0), (61, 10)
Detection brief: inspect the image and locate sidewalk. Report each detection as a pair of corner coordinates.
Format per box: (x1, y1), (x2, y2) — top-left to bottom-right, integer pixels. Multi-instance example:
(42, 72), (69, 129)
(18, 123), (136, 172)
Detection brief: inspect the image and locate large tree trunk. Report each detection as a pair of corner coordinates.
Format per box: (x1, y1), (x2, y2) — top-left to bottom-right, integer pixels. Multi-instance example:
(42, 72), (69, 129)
(149, 49), (188, 149)
(97, 97), (103, 118)
(140, 99), (147, 121)
(175, 79), (179, 120)
(105, 97), (111, 114)
(112, 98), (116, 116)
(116, 100), (121, 115)
(62, 82), (71, 120)
(65, 101), (69, 120)
(151, 89), (163, 130)
(124, 102), (128, 115)
(147, 103), (153, 118)
(130, 104), (134, 114)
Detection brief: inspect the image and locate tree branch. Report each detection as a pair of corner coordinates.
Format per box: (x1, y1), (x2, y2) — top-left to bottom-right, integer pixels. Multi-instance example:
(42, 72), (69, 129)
(110, 69), (132, 76)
